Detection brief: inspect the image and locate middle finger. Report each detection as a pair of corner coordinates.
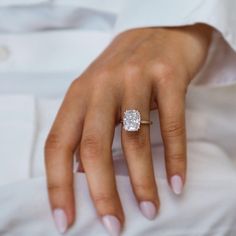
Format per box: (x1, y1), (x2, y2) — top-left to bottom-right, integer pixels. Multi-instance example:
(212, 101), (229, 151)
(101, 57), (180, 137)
(79, 90), (124, 235)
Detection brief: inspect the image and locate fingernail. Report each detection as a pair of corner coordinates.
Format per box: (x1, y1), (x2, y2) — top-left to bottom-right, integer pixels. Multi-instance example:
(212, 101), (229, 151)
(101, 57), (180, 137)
(102, 215), (121, 236)
(139, 201), (157, 220)
(171, 175), (183, 195)
(53, 208), (68, 234)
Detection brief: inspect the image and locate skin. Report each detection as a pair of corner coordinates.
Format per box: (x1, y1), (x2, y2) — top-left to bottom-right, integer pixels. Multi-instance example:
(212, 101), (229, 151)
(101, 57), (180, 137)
(44, 24), (212, 231)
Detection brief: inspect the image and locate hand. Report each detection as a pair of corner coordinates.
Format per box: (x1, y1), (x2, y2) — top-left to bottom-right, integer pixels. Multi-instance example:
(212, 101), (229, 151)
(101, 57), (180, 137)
(44, 24), (212, 235)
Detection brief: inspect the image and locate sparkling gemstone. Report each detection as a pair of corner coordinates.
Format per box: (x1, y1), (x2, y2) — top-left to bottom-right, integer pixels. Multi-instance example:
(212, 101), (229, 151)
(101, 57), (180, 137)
(123, 110), (141, 131)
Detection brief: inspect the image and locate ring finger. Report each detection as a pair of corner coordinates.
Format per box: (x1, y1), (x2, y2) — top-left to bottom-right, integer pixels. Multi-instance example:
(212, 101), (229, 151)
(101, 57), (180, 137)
(121, 79), (159, 220)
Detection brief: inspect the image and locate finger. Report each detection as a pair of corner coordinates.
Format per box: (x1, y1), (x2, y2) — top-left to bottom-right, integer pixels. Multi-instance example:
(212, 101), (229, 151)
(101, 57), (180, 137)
(44, 79), (86, 233)
(80, 95), (124, 236)
(156, 81), (187, 195)
(121, 80), (159, 220)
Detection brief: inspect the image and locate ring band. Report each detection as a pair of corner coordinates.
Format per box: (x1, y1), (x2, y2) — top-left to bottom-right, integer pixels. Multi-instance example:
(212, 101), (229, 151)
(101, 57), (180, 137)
(140, 120), (153, 125)
(121, 109), (152, 132)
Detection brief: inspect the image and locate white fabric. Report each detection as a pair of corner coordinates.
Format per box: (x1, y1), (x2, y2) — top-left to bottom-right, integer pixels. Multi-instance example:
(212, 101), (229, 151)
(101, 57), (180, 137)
(0, 0), (47, 6)
(114, 0), (236, 51)
(0, 1), (236, 235)
(0, 30), (111, 73)
(0, 0), (236, 85)
(1, 85), (236, 236)
(0, 95), (35, 186)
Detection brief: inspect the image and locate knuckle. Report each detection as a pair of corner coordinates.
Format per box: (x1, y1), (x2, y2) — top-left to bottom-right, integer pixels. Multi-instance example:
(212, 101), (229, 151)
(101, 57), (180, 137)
(162, 120), (185, 138)
(167, 153), (185, 163)
(45, 132), (63, 152)
(123, 59), (142, 80)
(96, 67), (111, 79)
(68, 78), (82, 94)
(93, 192), (116, 205)
(90, 68), (117, 95)
(80, 134), (103, 160)
(47, 183), (72, 193)
(92, 67), (112, 84)
(70, 78), (80, 89)
(133, 181), (154, 192)
(166, 153), (186, 174)
(124, 132), (149, 150)
(45, 132), (73, 157)
(149, 61), (176, 85)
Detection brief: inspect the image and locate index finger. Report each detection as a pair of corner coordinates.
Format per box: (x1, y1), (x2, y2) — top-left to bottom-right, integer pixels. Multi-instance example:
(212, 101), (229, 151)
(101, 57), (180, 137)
(44, 80), (86, 233)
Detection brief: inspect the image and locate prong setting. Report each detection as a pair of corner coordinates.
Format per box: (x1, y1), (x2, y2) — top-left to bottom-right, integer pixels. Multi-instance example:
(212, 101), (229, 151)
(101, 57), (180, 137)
(123, 109), (141, 131)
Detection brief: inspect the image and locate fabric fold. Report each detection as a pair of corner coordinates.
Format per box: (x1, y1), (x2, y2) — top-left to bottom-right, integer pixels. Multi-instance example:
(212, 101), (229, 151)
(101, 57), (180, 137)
(0, 95), (36, 186)
(114, 0), (236, 52)
(1, 141), (236, 236)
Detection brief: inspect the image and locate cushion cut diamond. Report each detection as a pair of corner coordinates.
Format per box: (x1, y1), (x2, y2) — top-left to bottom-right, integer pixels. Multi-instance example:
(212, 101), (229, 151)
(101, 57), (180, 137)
(123, 110), (141, 131)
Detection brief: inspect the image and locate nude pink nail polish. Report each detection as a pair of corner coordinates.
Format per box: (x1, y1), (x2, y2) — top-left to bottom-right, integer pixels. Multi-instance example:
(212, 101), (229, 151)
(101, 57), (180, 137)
(171, 175), (183, 195)
(139, 201), (157, 220)
(53, 208), (68, 234)
(102, 215), (121, 236)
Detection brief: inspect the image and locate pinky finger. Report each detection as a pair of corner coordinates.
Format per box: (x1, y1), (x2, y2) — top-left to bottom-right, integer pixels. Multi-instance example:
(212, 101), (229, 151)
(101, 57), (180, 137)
(156, 82), (187, 195)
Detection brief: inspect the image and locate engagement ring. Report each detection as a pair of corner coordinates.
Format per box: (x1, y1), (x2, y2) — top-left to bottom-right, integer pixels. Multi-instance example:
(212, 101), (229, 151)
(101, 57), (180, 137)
(121, 109), (152, 132)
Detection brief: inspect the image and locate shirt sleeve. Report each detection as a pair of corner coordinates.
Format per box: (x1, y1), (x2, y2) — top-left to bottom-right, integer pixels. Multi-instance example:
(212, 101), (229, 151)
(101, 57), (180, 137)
(113, 0), (236, 86)
(0, 0), (48, 6)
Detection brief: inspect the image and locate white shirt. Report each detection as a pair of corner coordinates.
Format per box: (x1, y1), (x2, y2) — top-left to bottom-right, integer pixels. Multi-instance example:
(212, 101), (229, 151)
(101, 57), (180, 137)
(0, 1), (236, 236)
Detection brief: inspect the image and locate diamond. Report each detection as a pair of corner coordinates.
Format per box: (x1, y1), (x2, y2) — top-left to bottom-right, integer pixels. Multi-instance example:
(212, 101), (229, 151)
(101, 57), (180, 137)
(123, 110), (141, 131)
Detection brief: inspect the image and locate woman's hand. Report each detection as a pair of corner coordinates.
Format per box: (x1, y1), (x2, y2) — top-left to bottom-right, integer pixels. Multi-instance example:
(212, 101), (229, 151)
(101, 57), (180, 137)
(44, 24), (212, 235)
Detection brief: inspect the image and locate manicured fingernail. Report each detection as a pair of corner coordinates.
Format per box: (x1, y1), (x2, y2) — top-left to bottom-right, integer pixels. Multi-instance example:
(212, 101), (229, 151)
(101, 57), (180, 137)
(102, 215), (121, 236)
(53, 208), (68, 234)
(171, 175), (183, 195)
(139, 201), (157, 220)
